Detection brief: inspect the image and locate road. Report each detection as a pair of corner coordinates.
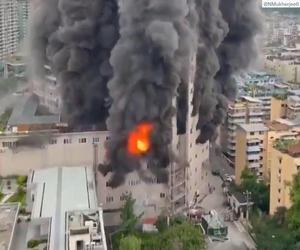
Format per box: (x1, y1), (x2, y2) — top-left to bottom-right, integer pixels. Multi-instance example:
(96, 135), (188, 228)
(201, 150), (256, 250)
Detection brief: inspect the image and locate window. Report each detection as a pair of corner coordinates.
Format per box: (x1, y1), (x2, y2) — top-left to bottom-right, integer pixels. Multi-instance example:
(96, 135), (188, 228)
(297, 165), (300, 171)
(2, 141), (16, 148)
(278, 189), (281, 193)
(279, 157), (282, 164)
(259, 131), (264, 135)
(278, 169), (282, 174)
(106, 136), (110, 140)
(63, 138), (72, 144)
(195, 154), (197, 159)
(106, 196), (114, 203)
(79, 138), (87, 144)
(278, 198), (281, 203)
(93, 137), (100, 143)
(160, 193), (166, 198)
(250, 132), (255, 135)
(120, 194), (127, 201)
(49, 139), (57, 145)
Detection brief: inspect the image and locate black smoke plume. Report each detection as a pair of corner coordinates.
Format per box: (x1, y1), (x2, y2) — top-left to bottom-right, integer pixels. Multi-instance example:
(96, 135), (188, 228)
(30, 0), (119, 126)
(193, 0), (262, 143)
(104, 0), (197, 187)
(31, 0), (262, 187)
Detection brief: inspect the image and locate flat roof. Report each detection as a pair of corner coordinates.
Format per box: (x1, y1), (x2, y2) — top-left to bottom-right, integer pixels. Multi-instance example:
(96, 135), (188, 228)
(238, 123), (268, 133)
(266, 121), (290, 131)
(241, 96), (262, 103)
(0, 203), (19, 250)
(31, 167), (98, 250)
(7, 94), (60, 126)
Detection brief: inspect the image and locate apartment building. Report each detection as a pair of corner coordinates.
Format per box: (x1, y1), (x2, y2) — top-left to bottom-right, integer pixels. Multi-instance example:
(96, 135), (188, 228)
(235, 123), (268, 185)
(0, 0), (19, 60)
(224, 96), (264, 167)
(269, 138), (300, 215)
(265, 55), (300, 85)
(271, 94), (300, 121)
(264, 120), (299, 181)
(17, 0), (30, 42)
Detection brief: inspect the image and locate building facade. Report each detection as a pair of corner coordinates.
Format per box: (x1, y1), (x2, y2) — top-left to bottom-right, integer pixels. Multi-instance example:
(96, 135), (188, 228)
(235, 123), (268, 185)
(269, 139), (300, 215)
(0, 0), (19, 60)
(224, 96), (264, 167)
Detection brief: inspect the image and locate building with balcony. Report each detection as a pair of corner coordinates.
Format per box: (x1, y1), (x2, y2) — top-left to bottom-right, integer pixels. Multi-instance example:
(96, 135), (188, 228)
(235, 123), (268, 185)
(223, 96), (264, 167)
(269, 138), (300, 215)
(0, 0), (19, 60)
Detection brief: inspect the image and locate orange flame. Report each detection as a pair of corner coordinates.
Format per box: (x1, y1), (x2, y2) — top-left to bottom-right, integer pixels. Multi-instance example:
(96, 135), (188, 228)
(127, 122), (154, 155)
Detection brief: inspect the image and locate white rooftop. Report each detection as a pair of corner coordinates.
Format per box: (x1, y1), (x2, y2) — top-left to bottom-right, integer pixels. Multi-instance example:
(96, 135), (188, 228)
(30, 167), (98, 250)
(238, 123), (268, 133)
(241, 96), (262, 103)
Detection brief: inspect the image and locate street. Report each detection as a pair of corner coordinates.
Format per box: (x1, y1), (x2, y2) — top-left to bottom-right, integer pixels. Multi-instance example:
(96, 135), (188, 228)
(201, 149), (256, 250)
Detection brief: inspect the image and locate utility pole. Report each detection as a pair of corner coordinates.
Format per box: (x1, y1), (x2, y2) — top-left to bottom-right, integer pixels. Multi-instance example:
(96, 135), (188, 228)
(243, 190), (251, 222)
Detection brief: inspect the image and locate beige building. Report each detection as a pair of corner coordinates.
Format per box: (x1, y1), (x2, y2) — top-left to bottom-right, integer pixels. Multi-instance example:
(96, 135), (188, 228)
(235, 123), (268, 185)
(224, 96), (264, 167)
(269, 138), (300, 215)
(264, 121), (299, 181)
(265, 56), (300, 85)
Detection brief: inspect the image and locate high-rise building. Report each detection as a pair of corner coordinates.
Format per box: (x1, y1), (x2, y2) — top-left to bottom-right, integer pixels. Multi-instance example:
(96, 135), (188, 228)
(223, 96), (264, 167)
(235, 123), (268, 184)
(0, 0), (19, 60)
(17, 0), (30, 42)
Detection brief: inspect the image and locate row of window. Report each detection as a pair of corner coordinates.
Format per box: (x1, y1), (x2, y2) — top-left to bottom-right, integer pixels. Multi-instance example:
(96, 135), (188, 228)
(49, 136), (108, 145)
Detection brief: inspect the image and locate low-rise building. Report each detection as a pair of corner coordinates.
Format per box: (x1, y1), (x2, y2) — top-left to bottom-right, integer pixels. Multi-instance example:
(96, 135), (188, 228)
(27, 167), (107, 250)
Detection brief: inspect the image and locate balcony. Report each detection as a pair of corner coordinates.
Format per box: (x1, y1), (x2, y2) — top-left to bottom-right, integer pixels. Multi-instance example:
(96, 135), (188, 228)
(248, 162), (260, 169)
(247, 154), (260, 161)
(247, 145), (261, 153)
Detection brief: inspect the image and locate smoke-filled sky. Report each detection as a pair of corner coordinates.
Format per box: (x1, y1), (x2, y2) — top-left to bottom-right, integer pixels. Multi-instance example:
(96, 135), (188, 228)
(31, 0), (262, 187)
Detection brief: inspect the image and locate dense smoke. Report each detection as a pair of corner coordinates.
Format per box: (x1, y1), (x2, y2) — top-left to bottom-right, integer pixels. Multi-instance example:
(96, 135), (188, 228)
(103, 0), (198, 187)
(30, 0), (119, 126)
(193, 0), (262, 143)
(31, 0), (262, 187)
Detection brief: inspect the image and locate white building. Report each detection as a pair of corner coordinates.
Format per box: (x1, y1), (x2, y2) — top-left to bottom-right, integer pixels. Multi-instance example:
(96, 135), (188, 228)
(27, 167), (107, 250)
(0, 0), (19, 60)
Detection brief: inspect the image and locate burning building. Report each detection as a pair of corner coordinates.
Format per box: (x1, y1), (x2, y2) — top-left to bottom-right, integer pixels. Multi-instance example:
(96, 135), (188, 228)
(25, 0), (262, 221)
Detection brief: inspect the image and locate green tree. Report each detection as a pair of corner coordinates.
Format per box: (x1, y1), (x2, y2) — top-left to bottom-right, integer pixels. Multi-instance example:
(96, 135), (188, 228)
(288, 172), (300, 240)
(160, 223), (206, 250)
(240, 169), (270, 213)
(120, 235), (141, 250)
(252, 215), (295, 250)
(120, 194), (143, 235)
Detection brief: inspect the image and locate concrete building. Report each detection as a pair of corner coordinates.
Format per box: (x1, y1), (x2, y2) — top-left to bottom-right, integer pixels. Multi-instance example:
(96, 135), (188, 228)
(0, 0), (19, 60)
(265, 55), (300, 85)
(27, 167), (107, 250)
(235, 123), (268, 185)
(264, 120), (299, 181)
(17, 0), (30, 42)
(224, 96), (264, 167)
(269, 138), (300, 215)
(271, 94), (300, 121)
(0, 203), (20, 250)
